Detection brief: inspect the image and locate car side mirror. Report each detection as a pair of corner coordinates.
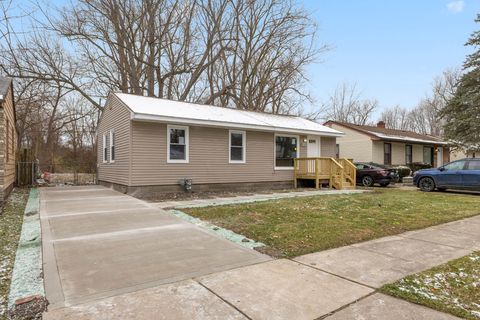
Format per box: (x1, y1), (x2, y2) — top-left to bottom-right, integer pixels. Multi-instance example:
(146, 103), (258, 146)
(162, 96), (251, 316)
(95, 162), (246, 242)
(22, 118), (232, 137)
(439, 167), (445, 172)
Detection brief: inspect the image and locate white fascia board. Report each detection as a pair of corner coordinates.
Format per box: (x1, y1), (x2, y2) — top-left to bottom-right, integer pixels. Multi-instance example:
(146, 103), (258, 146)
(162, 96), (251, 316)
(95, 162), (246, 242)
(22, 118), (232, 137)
(132, 113), (344, 137)
(372, 134), (449, 145)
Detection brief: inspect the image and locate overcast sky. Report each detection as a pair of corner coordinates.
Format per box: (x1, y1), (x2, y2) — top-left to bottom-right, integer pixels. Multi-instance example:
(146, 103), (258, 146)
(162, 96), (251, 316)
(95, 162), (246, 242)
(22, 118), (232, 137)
(303, 0), (480, 115)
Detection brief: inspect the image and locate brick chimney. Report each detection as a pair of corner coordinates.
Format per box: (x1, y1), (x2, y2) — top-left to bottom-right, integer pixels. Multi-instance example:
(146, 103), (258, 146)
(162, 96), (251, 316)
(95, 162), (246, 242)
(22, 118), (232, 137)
(377, 121), (386, 128)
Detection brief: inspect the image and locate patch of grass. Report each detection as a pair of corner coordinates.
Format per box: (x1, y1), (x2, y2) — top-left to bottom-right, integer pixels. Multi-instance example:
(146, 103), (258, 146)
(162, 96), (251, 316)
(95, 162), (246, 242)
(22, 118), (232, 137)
(183, 189), (480, 257)
(381, 252), (480, 319)
(0, 189), (29, 319)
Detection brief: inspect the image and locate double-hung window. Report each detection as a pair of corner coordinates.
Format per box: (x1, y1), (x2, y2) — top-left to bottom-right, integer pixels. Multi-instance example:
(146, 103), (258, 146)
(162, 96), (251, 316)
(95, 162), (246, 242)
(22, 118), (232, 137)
(384, 143), (392, 165)
(109, 130), (115, 163)
(275, 135), (298, 169)
(423, 146), (433, 165)
(167, 125), (189, 163)
(229, 130), (246, 163)
(405, 145), (412, 164)
(102, 133), (108, 163)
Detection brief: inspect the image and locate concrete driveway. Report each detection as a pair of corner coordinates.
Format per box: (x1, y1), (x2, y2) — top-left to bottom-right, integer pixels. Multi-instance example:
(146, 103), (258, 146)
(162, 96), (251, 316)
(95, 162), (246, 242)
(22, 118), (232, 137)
(40, 186), (270, 309)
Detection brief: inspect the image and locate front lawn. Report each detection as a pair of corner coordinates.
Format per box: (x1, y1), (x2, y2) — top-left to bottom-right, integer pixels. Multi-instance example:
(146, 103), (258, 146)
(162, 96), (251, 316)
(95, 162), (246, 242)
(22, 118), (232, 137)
(0, 189), (29, 319)
(381, 252), (480, 320)
(183, 189), (480, 257)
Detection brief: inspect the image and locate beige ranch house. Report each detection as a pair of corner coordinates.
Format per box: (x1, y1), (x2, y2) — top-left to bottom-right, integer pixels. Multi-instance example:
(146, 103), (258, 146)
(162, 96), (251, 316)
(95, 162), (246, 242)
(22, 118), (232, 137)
(325, 121), (450, 167)
(97, 93), (345, 197)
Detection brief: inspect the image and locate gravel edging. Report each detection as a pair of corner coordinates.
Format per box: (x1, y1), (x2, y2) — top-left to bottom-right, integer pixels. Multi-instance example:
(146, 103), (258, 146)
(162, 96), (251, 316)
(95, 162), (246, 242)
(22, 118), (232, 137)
(7, 188), (47, 319)
(169, 209), (266, 250)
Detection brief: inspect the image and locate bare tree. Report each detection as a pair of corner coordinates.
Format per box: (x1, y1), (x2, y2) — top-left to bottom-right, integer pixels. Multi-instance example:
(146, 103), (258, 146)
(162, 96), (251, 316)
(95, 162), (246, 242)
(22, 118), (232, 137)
(380, 105), (410, 130)
(1, 0), (322, 115)
(320, 82), (378, 125)
(380, 68), (461, 135)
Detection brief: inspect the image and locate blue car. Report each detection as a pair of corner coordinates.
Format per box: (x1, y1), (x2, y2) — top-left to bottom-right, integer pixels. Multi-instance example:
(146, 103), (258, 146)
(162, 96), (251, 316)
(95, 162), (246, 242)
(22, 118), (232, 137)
(413, 158), (480, 192)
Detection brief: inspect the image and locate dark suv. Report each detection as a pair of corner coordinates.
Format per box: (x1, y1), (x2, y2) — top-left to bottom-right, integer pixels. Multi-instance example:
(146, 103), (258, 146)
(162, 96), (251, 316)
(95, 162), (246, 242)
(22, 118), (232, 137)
(354, 162), (399, 187)
(413, 158), (480, 192)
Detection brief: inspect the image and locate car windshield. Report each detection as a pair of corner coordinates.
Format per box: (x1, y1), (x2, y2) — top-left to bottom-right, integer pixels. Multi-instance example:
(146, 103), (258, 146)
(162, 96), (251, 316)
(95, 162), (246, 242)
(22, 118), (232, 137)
(443, 161), (466, 171)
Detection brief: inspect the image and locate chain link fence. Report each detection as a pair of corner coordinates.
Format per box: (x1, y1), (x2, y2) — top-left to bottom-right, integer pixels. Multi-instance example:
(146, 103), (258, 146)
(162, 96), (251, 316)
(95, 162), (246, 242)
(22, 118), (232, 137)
(16, 161), (97, 186)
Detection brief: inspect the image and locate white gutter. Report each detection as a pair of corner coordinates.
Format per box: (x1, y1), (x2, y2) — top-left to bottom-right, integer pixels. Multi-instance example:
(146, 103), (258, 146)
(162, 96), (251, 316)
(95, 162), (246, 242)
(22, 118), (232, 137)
(370, 133), (449, 145)
(132, 113), (345, 137)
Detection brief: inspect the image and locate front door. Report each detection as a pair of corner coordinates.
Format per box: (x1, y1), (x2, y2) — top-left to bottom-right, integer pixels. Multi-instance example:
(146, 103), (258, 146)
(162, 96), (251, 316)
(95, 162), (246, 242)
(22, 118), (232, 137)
(307, 136), (320, 157)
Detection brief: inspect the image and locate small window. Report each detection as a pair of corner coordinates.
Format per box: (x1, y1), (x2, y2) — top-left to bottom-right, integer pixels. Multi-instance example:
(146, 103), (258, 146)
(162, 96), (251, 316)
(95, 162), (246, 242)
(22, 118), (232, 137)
(109, 130), (115, 163)
(229, 130), (246, 163)
(275, 135), (298, 168)
(405, 145), (412, 164)
(384, 143), (392, 165)
(102, 133), (108, 163)
(355, 163), (365, 170)
(335, 144), (340, 159)
(168, 125), (189, 163)
(466, 161), (480, 170)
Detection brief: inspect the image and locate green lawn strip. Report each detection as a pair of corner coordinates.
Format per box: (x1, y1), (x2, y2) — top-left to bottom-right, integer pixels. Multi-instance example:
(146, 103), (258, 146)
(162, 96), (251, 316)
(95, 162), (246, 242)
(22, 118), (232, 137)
(183, 189), (480, 257)
(0, 189), (29, 320)
(380, 252), (480, 320)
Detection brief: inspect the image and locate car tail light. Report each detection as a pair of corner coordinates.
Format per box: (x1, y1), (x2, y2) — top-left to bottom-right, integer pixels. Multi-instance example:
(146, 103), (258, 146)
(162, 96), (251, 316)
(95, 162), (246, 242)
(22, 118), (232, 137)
(379, 170), (389, 177)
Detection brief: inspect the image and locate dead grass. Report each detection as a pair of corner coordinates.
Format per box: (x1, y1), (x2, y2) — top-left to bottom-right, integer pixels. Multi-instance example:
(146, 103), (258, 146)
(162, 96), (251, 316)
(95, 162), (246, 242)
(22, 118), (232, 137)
(184, 189), (480, 257)
(0, 189), (29, 319)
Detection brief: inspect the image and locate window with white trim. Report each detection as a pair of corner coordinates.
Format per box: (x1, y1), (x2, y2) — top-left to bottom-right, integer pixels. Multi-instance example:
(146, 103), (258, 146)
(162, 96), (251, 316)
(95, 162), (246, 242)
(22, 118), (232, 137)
(102, 133), (108, 163)
(229, 130), (246, 163)
(275, 135), (298, 168)
(167, 125), (189, 163)
(109, 130), (115, 163)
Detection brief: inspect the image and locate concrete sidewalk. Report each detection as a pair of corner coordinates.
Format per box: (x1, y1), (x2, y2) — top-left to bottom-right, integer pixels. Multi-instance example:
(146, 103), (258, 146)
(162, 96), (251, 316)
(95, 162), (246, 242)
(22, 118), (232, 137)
(44, 188), (479, 320)
(154, 189), (366, 209)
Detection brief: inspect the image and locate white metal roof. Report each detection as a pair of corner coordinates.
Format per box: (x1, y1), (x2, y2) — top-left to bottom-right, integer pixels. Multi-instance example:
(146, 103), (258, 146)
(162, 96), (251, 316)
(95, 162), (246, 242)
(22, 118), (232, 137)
(114, 93), (343, 136)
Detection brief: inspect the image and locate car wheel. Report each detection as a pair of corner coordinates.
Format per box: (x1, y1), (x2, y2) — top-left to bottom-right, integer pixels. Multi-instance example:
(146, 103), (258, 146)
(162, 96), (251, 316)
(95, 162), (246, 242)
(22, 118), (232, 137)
(380, 182), (390, 187)
(418, 177), (435, 192)
(362, 175), (374, 187)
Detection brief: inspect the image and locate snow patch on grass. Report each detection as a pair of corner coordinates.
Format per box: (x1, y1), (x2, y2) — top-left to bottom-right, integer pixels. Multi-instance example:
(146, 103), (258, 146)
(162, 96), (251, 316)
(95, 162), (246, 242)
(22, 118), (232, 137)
(383, 252), (480, 319)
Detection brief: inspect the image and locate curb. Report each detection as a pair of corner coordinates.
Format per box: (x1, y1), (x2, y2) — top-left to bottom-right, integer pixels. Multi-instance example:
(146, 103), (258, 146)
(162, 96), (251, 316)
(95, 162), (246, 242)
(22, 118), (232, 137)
(7, 188), (47, 318)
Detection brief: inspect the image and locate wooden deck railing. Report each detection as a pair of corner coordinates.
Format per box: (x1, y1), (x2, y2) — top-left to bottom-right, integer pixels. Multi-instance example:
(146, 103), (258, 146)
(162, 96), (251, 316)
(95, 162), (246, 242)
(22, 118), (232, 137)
(294, 157), (356, 190)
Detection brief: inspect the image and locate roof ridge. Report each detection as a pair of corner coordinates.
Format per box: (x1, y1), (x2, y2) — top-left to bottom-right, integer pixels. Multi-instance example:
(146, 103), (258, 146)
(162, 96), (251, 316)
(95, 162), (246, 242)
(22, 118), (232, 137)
(114, 92), (300, 119)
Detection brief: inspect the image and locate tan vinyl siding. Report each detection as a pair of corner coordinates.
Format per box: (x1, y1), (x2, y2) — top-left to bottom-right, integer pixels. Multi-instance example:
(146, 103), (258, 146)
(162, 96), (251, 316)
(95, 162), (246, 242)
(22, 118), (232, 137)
(97, 95), (131, 185)
(412, 144), (424, 163)
(130, 122), (296, 186)
(330, 124), (373, 162)
(391, 142), (405, 165)
(372, 141), (384, 163)
(320, 137), (336, 157)
(1, 84), (16, 195)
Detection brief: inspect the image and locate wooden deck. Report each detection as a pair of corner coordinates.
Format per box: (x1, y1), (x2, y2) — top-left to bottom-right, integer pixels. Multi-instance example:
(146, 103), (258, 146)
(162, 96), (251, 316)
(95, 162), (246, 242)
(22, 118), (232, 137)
(294, 157), (356, 190)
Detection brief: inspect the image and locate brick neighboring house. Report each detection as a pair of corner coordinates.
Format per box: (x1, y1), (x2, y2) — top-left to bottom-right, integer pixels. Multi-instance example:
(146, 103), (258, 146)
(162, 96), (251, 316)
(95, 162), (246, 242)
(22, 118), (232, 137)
(0, 77), (17, 204)
(325, 120), (450, 168)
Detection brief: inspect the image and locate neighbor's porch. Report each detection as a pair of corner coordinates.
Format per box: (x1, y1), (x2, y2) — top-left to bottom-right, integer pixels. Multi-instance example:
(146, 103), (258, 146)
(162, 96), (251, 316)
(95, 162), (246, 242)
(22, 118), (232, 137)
(294, 157), (356, 190)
